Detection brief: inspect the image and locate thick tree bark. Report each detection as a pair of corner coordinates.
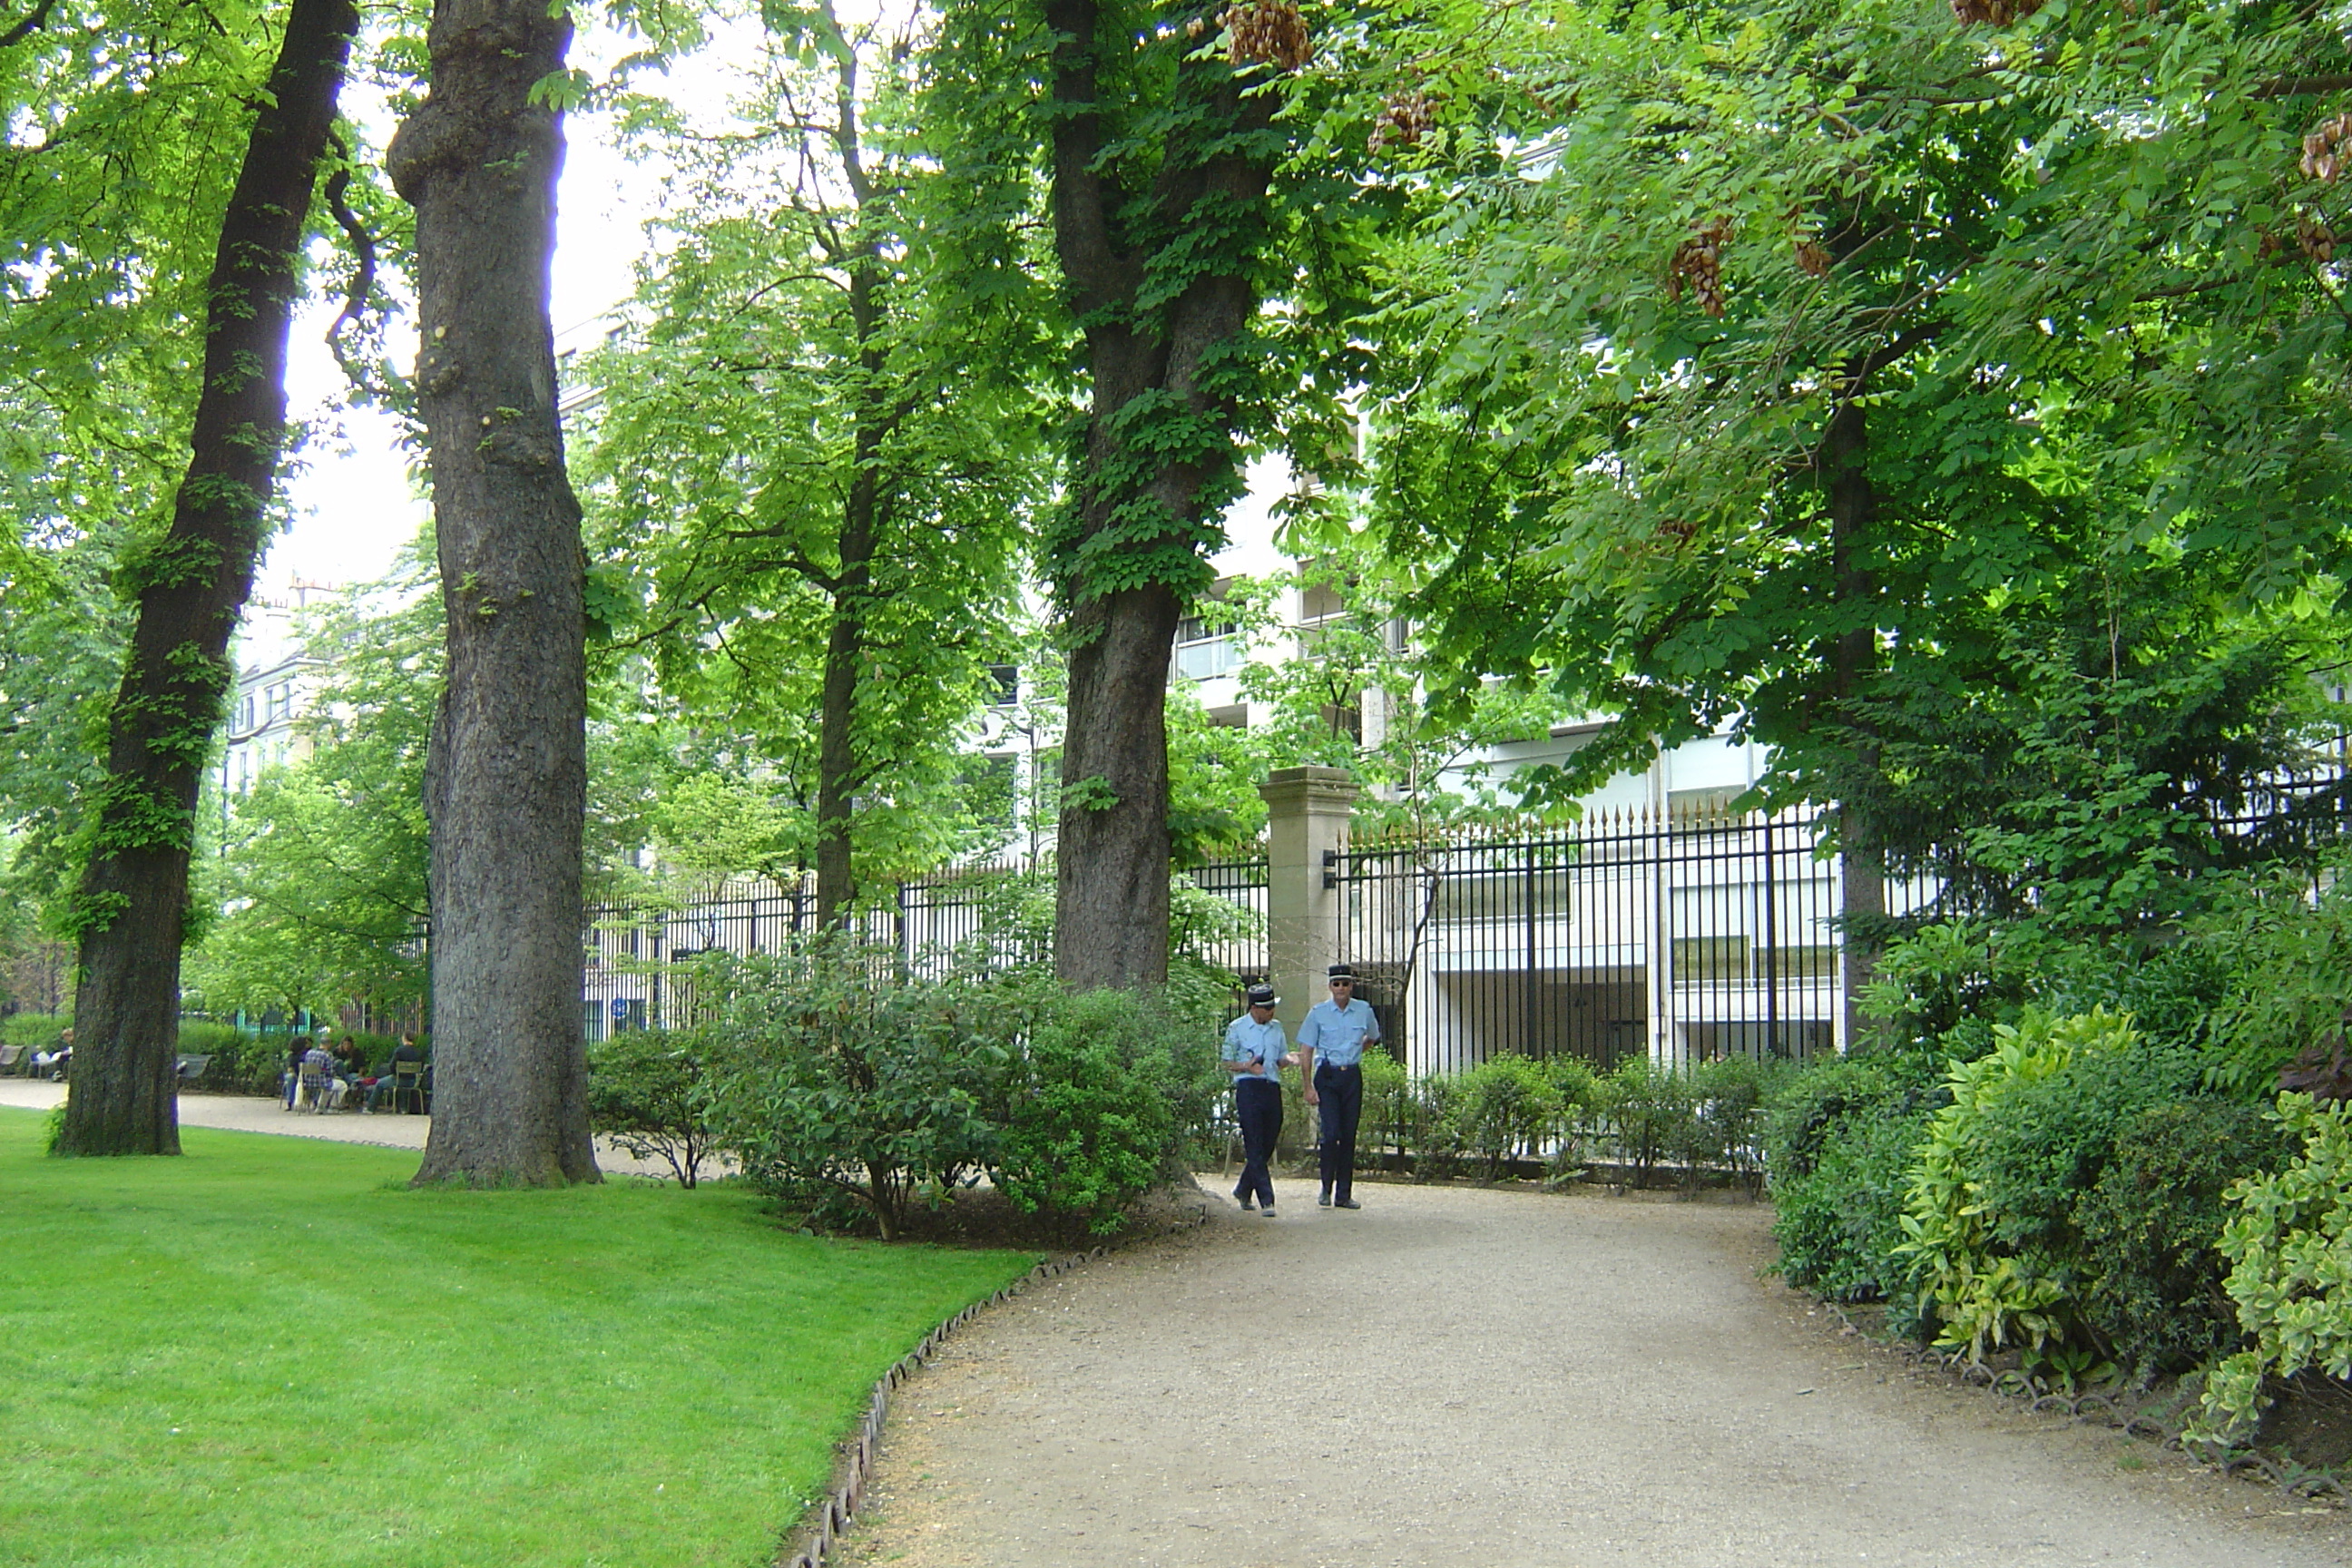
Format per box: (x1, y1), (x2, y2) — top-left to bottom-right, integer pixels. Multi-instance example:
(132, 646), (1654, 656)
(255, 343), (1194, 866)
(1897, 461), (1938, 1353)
(388, 0), (597, 1184)
(55, 0), (357, 1158)
(1044, 0), (1276, 990)
(813, 260), (886, 927)
(1824, 396), (1887, 1050)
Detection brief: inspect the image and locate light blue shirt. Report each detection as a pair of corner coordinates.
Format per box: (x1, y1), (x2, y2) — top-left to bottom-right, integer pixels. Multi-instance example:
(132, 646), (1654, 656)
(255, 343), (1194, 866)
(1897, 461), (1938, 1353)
(1221, 1014), (1289, 1090)
(1298, 997), (1380, 1068)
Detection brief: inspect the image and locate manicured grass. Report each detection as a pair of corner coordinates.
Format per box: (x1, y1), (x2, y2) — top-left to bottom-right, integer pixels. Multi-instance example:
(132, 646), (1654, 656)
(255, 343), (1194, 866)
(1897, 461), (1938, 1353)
(0, 1108), (1034, 1567)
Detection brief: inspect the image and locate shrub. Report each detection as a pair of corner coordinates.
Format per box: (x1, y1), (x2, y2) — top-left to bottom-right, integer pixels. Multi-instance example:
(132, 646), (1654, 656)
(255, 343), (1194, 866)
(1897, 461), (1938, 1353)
(1775, 1102), (1939, 1325)
(1598, 1055), (1694, 1189)
(1764, 1052), (1943, 1310)
(1357, 1051), (1411, 1172)
(1896, 1008), (2137, 1364)
(701, 947), (1010, 1240)
(1443, 1054), (1563, 1181)
(2077, 1096), (2291, 1376)
(588, 1028), (715, 1188)
(1408, 1071), (1464, 1181)
(1857, 921), (2030, 1055)
(3, 1012), (68, 1052)
(173, 1024), (279, 1095)
(1543, 1054), (1599, 1179)
(1685, 1054), (1779, 1193)
(2197, 867), (2352, 1100)
(994, 989), (1220, 1239)
(1969, 1038), (2201, 1263)
(2195, 1095), (2352, 1445)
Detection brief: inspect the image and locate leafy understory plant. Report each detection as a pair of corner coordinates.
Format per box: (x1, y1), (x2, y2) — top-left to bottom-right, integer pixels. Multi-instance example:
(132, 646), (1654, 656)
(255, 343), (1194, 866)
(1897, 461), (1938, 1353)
(1896, 1008), (2136, 1363)
(2193, 1094), (2352, 1446)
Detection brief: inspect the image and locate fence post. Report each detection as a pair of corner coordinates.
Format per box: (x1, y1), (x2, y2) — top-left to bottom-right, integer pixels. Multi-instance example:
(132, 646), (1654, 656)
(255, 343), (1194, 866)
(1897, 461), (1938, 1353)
(1259, 766), (1359, 1041)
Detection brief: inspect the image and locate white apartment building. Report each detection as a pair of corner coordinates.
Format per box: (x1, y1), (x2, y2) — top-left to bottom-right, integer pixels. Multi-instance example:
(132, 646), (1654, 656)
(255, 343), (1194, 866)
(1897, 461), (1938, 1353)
(220, 578), (338, 796)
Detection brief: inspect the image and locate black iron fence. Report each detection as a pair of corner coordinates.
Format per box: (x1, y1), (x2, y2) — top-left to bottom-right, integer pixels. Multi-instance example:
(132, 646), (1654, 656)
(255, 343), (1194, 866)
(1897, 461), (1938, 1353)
(1331, 808), (1939, 1074)
(583, 853), (1270, 1038)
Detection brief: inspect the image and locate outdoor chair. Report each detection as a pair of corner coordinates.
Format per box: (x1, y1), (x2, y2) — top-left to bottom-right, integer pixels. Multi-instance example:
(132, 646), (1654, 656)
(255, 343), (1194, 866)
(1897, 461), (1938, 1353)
(174, 1054), (210, 1086)
(0, 1044), (22, 1076)
(391, 1059), (426, 1115)
(297, 1062), (333, 1113)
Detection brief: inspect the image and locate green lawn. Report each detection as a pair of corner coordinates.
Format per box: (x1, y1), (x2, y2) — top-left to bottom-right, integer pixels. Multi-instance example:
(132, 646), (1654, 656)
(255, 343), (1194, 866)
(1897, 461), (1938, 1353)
(0, 1108), (1034, 1567)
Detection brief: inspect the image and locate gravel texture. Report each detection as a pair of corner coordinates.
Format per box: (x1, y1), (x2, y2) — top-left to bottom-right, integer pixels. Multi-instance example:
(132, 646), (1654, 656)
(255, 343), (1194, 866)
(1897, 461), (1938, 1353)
(831, 1181), (2352, 1568)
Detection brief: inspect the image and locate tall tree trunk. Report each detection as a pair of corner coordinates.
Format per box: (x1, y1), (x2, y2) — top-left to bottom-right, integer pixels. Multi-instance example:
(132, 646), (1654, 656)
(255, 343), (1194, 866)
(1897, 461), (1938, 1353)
(1824, 395), (1886, 1050)
(388, 0), (597, 1184)
(55, 0), (358, 1157)
(813, 260), (886, 928)
(1044, 0), (1277, 991)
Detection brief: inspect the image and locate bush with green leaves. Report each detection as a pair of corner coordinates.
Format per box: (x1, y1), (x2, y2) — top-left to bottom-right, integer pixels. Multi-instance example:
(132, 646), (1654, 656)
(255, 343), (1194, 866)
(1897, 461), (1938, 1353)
(2077, 1096), (2290, 1377)
(1442, 1054), (1564, 1181)
(1968, 1037), (2201, 1266)
(1895, 1008), (2138, 1366)
(995, 989), (1220, 1239)
(1857, 921), (2031, 1056)
(2194, 1095), (2352, 1446)
(172, 1022), (277, 1094)
(1356, 1050), (1411, 1172)
(2, 1012), (68, 1052)
(588, 1028), (716, 1188)
(1597, 1054), (1694, 1189)
(700, 946), (1011, 1240)
(1682, 1054), (1780, 1193)
(1763, 1051), (1941, 1310)
(2194, 868), (2352, 1100)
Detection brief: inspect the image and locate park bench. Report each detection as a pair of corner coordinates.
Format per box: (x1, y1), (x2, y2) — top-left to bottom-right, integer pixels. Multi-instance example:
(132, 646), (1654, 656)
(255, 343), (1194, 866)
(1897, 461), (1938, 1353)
(175, 1054), (211, 1086)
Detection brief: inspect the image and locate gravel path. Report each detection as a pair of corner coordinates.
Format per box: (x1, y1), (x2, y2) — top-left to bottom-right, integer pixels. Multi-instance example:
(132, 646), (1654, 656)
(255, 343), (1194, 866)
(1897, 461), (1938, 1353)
(833, 1181), (2352, 1568)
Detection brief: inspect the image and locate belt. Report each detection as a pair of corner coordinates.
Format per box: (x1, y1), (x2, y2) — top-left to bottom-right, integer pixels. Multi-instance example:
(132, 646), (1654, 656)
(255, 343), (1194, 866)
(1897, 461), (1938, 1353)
(1317, 1060), (1363, 1071)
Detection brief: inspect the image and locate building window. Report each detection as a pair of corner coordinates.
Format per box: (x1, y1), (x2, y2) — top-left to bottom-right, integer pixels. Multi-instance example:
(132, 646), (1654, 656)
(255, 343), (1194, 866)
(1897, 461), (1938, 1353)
(985, 663), (1019, 707)
(1174, 598), (1240, 681)
(1671, 936), (1751, 985)
(1174, 634), (1240, 681)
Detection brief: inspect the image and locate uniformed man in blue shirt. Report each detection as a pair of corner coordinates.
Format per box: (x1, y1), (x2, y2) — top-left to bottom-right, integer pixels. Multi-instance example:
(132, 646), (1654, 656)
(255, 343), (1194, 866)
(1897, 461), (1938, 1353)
(1298, 964), (1381, 1209)
(1221, 985), (1291, 1215)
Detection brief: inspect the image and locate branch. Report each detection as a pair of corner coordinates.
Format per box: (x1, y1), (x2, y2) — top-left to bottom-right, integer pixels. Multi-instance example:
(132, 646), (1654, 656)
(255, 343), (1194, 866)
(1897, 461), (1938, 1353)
(1044, 0), (1135, 313)
(2254, 74), (2352, 99)
(320, 134), (387, 396)
(0, 0), (59, 50)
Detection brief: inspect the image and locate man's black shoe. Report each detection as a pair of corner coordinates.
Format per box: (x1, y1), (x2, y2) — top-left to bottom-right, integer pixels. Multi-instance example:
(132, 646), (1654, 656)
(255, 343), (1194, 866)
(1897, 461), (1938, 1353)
(1318, 1191), (1332, 1208)
(1334, 1198), (1361, 1210)
(1236, 1194), (1255, 1210)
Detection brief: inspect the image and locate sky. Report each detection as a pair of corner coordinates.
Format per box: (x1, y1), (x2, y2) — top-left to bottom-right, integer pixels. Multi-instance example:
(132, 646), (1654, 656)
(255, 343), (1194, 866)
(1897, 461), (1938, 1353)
(254, 28), (691, 620)
(244, 12), (1299, 663)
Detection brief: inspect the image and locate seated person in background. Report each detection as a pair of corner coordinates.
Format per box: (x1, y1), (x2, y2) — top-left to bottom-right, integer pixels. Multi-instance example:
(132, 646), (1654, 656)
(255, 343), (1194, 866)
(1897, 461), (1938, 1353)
(300, 1038), (348, 1109)
(332, 1034), (365, 1074)
(368, 1034), (426, 1112)
(283, 1039), (309, 1108)
(32, 1027), (72, 1080)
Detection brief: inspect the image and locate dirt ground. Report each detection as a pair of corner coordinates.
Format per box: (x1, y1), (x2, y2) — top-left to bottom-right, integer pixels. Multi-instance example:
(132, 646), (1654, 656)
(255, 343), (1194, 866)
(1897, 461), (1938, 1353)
(830, 1179), (2352, 1568)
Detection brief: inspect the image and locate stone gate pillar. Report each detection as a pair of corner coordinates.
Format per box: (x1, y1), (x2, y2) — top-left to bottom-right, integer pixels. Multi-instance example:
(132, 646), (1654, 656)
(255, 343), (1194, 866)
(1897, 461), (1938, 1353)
(1259, 766), (1359, 1039)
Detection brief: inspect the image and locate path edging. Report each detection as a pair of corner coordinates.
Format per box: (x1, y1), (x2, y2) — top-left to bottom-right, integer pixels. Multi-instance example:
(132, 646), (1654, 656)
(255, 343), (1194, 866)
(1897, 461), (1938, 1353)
(776, 1245), (1109, 1568)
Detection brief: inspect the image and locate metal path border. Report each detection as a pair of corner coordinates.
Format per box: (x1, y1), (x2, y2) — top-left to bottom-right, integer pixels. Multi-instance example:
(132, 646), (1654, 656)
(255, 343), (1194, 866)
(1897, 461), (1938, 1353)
(776, 1246), (1110, 1568)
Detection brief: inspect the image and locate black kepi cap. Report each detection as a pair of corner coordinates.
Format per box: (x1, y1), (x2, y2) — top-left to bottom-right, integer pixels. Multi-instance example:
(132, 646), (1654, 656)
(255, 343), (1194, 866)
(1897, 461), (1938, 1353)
(1245, 985), (1277, 1006)
(1327, 964), (1355, 980)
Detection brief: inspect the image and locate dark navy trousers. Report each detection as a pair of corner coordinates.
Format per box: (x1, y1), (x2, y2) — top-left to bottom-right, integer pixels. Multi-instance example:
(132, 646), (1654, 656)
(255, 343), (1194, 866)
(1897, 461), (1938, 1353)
(1315, 1062), (1364, 1201)
(1233, 1078), (1282, 1209)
